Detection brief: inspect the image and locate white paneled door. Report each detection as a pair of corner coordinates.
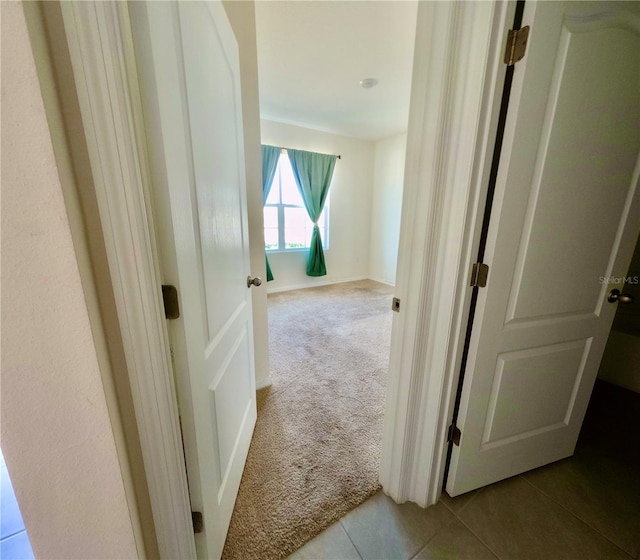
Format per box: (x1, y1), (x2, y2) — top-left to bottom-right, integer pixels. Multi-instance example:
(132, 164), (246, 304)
(129, 2), (257, 557)
(447, 1), (640, 496)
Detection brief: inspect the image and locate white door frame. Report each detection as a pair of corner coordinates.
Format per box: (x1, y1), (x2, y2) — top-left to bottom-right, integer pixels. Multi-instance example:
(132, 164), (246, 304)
(380, 0), (514, 507)
(59, 2), (196, 557)
(58, 0), (514, 556)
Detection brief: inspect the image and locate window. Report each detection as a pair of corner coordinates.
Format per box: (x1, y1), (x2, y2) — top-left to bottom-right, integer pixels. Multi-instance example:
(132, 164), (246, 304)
(264, 154), (329, 251)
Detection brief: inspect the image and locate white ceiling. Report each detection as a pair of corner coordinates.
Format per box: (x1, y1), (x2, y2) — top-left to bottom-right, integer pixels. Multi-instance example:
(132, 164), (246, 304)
(254, 1), (418, 141)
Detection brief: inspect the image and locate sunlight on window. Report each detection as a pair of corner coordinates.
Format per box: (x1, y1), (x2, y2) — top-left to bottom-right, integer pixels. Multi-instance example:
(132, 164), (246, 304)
(265, 182), (279, 205)
(264, 154), (328, 252)
(263, 207), (279, 250)
(284, 207), (308, 248)
(279, 159), (300, 206)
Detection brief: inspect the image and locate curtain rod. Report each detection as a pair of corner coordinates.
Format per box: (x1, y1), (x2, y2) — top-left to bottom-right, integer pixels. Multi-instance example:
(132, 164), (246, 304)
(280, 147), (341, 160)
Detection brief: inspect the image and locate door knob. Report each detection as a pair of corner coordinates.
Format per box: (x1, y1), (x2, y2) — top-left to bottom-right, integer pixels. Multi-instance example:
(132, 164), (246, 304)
(607, 289), (634, 304)
(247, 276), (262, 288)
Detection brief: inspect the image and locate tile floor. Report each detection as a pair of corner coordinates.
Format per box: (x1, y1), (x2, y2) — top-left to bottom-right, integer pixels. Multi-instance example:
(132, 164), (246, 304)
(1, 450), (35, 560)
(287, 380), (640, 560)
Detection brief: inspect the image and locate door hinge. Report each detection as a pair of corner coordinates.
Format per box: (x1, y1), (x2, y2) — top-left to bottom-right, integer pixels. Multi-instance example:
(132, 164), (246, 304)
(192, 511), (204, 534)
(162, 285), (180, 319)
(447, 424), (461, 446)
(470, 263), (489, 288)
(392, 297), (401, 312)
(504, 26), (530, 66)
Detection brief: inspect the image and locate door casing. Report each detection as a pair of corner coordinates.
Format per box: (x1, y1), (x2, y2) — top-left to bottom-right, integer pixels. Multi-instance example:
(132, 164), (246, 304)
(381, 0), (515, 507)
(58, 2), (196, 557)
(57, 0), (517, 556)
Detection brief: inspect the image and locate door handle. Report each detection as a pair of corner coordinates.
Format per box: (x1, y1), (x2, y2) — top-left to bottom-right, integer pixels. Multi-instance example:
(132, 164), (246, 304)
(247, 276), (263, 288)
(607, 289), (634, 304)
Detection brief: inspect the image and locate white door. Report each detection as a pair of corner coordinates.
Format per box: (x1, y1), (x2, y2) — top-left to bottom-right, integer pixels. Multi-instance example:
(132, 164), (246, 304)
(129, 2), (257, 557)
(447, 1), (640, 496)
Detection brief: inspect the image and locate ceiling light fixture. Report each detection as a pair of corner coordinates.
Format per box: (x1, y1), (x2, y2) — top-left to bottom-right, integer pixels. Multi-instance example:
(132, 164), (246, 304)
(359, 78), (378, 89)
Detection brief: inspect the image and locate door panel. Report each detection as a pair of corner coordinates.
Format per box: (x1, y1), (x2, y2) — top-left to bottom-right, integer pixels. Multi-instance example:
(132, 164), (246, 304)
(447, 1), (640, 496)
(129, 2), (257, 557)
(483, 339), (591, 446)
(181, 3), (247, 338)
(212, 328), (252, 482)
(508, 22), (640, 323)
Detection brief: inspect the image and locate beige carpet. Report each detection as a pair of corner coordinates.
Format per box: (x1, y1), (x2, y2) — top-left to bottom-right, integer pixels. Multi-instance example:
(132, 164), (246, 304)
(222, 280), (394, 559)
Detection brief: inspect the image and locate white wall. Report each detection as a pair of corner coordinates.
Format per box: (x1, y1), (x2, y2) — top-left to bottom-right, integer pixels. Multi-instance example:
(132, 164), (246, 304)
(261, 120), (375, 292)
(369, 132), (407, 285)
(223, 1), (270, 389)
(1, 3), (139, 558)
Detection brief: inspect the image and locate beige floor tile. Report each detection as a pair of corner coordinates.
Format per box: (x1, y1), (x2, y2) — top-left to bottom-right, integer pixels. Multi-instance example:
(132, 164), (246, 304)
(413, 515), (497, 560)
(339, 492), (451, 560)
(439, 488), (483, 515)
(522, 448), (640, 558)
(457, 476), (630, 560)
(287, 522), (361, 560)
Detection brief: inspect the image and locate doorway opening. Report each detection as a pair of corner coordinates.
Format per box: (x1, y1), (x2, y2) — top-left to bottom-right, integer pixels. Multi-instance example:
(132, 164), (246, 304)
(225, 279), (393, 559)
(222, 2), (417, 558)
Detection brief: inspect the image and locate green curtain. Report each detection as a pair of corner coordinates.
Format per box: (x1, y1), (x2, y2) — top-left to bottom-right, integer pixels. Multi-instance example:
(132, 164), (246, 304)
(262, 145), (281, 281)
(287, 149), (337, 276)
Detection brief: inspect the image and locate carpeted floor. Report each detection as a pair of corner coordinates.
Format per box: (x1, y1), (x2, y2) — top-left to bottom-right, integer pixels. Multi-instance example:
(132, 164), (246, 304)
(221, 280), (394, 560)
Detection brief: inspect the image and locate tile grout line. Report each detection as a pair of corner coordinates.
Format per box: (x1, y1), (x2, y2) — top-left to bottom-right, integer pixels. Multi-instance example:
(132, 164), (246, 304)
(517, 475), (635, 559)
(337, 499), (440, 560)
(441, 495), (504, 560)
(439, 491), (503, 560)
(449, 513), (503, 560)
(0, 528), (29, 543)
(337, 518), (363, 560)
(441, 487), (485, 516)
(413, 510), (471, 560)
(408, 533), (439, 560)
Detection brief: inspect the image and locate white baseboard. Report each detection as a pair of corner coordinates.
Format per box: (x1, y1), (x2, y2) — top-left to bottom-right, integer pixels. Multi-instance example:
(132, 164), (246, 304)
(368, 277), (396, 288)
(255, 376), (273, 390)
(266, 276), (369, 294)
